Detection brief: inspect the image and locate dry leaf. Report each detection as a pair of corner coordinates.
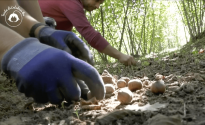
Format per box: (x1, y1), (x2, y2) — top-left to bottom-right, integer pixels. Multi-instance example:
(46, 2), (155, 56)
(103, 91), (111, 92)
(194, 73), (204, 81)
(199, 49), (204, 54)
(101, 70), (111, 76)
(102, 76), (114, 84)
(182, 82), (194, 93)
(112, 75), (118, 80)
(200, 74), (205, 79)
(112, 63), (118, 68)
(80, 97), (98, 106)
(125, 102), (167, 111)
(168, 86), (180, 92)
(145, 114), (182, 125)
(155, 73), (165, 80)
(80, 99), (92, 105)
(185, 76), (195, 81)
(186, 72), (194, 76)
(105, 93), (114, 98)
(81, 105), (101, 110)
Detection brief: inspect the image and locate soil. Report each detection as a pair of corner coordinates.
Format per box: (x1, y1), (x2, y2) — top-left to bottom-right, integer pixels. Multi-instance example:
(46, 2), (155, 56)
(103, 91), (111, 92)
(1, 37), (205, 125)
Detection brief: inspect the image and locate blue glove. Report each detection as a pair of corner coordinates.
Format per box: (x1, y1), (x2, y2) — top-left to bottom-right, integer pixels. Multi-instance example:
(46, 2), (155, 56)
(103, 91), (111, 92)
(76, 79), (89, 100)
(38, 27), (94, 65)
(43, 17), (57, 29)
(1, 38), (105, 104)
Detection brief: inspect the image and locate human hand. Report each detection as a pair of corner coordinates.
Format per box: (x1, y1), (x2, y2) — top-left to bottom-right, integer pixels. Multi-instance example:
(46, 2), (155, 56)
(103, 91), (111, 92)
(1, 38), (105, 104)
(38, 27), (94, 65)
(43, 17), (57, 29)
(118, 53), (136, 66)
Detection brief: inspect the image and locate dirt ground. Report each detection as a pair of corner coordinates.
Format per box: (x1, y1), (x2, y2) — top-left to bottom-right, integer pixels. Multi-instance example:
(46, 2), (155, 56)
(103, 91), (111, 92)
(1, 38), (205, 125)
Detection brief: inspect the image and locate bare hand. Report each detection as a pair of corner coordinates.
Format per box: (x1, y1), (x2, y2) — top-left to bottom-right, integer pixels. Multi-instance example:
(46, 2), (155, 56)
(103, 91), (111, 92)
(118, 53), (136, 66)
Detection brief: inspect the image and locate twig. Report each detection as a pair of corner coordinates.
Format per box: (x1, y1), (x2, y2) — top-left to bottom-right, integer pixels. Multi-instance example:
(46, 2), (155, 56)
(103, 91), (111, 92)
(183, 102), (186, 118)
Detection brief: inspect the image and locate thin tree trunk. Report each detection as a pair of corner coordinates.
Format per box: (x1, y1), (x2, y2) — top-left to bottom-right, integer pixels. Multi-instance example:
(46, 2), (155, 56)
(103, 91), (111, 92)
(98, 6), (107, 62)
(143, 1), (148, 55)
(101, 7), (105, 37)
(182, 0), (194, 38)
(127, 18), (134, 55)
(189, 1), (197, 36)
(150, 6), (155, 54)
(193, 0), (200, 34)
(176, 1), (188, 43)
(138, 12), (146, 55)
(118, 0), (130, 52)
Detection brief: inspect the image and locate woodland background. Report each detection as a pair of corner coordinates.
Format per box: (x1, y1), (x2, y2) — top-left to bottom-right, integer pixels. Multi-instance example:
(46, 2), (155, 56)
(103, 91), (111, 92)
(72, 0), (205, 63)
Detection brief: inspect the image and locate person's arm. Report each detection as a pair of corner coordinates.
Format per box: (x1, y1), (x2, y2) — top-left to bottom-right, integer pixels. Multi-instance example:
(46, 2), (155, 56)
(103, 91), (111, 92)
(0, 0), (43, 38)
(0, 24), (24, 68)
(17, 0), (45, 23)
(60, 1), (136, 65)
(0, 0), (94, 65)
(0, 24), (105, 103)
(101, 45), (136, 65)
(0, 1), (105, 104)
(59, 1), (108, 51)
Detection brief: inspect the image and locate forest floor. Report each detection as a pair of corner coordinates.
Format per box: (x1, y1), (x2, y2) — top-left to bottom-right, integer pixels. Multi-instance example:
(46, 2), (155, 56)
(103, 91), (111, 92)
(1, 37), (205, 125)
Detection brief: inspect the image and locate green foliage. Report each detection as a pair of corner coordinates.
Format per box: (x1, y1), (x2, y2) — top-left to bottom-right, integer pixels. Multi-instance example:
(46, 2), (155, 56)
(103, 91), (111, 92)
(192, 47), (198, 55)
(74, 109), (79, 119)
(141, 61), (150, 67)
(176, 0), (205, 40)
(73, 0), (203, 63)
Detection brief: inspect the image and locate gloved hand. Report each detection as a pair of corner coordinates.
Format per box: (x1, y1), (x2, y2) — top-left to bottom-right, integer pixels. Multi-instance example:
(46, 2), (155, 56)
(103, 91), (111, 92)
(1, 38), (105, 104)
(38, 27), (94, 65)
(43, 17), (57, 29)
(76, 79), (89, 100)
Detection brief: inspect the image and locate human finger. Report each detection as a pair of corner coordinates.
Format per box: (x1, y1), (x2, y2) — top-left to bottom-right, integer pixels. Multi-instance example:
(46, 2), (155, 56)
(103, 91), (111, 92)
(68, 56), (105, 100)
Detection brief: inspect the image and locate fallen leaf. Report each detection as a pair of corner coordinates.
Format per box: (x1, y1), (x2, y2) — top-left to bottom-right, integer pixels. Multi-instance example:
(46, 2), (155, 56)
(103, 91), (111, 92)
(155, 73), (165, 80)
(168, 86), (180, 92)
(59, 120), (66, 125)
(125, 102), (167, 111)
(80, 97), (98, 105)
(80, 99), (92, 105)
(194, 73), (204, 81)
(105, 93), (114, 98)
(112, 63), (118, 68)
(101, 76), (114, 84)
(199, 49), (204, 54)
(145, 114), (182, 125)
(96, 109), (141, 125)
(101, 70), (111, 76)
(186, 72), (194, 76)
(81, 105), (101, 110)
(200, 74), (205, 79)
(182, 82), (194, 93)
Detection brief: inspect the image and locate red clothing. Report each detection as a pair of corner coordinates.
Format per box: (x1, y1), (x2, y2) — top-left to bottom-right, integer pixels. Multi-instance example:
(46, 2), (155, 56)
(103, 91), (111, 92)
(38, 0), (109, 52)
